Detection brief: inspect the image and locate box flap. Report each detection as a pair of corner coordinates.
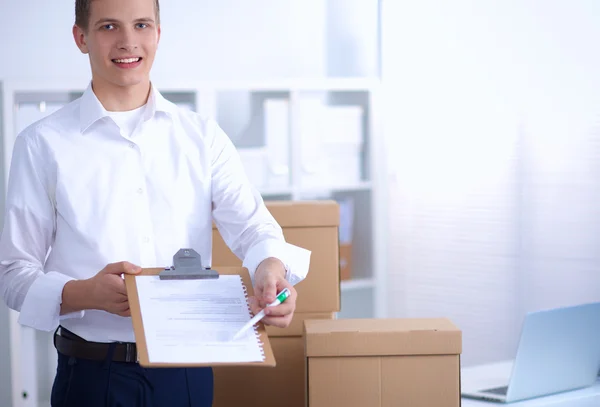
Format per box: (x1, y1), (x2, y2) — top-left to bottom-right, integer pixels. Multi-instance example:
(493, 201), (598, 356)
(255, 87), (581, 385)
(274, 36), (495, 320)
(266, 312), (335, 337)
(304, 318), (462, 357)
(266, 201), (339, 227)
(212, 200), (340, 228)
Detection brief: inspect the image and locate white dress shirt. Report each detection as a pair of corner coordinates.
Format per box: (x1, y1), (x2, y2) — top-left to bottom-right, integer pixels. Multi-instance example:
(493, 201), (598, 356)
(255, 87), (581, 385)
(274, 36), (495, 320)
(0, 84), (310, 343)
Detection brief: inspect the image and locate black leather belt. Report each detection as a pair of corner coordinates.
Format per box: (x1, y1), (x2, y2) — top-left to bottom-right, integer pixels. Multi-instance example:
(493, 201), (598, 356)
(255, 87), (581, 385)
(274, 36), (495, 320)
(54, 327), (138, 363)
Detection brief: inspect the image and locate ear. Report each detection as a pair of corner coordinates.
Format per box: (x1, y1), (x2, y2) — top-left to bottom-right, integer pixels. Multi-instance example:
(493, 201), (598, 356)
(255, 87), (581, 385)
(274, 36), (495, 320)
(156, 24), (161, 46)
(73, 24), (89, 54)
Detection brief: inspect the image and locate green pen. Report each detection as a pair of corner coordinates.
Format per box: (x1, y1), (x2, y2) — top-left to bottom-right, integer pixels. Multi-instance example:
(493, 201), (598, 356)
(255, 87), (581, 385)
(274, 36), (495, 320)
(231, 288), (291, 341)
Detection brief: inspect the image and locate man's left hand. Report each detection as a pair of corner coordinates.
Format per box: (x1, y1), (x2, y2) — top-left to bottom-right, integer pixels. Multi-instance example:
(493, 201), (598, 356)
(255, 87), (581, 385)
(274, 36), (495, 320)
(251, 257), (296, 328)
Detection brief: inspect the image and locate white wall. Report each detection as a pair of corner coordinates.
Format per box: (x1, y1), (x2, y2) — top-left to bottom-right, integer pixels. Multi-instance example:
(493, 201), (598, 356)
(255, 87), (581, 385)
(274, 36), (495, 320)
(0, 0), (378, 203)
(383, 0), (600, 366)
(0, 0), (326, 81)
(326, 0), (379, 77)
(0, 0), (378, 83)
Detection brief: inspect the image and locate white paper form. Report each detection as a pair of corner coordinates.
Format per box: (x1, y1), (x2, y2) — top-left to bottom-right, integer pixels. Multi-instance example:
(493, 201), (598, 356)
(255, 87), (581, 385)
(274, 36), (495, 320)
(135, 275), (265, 364)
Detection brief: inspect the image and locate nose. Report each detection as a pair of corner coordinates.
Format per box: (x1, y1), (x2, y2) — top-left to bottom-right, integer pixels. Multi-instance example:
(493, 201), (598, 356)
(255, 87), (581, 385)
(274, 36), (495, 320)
(116, 27), (138, 52)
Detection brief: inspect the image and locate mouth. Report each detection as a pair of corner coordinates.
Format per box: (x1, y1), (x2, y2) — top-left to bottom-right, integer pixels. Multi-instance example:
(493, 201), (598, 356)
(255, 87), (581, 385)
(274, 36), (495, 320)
(112, 57), (143, 69)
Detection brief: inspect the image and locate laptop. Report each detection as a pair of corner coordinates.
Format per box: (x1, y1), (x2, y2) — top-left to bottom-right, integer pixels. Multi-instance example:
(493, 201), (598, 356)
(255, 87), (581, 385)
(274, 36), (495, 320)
(462, 302), (600, 403)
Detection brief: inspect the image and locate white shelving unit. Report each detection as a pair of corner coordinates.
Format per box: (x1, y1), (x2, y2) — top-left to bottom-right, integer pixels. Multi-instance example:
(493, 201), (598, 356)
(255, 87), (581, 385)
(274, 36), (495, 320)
(0, 78), (387, 407)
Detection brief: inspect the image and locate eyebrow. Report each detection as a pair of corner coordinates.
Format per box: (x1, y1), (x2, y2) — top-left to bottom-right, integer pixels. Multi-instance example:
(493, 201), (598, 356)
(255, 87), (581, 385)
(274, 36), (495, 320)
(94, 17), (155, 27)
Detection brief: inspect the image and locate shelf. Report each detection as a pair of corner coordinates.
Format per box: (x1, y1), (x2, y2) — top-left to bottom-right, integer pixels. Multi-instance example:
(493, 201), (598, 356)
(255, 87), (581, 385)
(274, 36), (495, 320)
(255, 183), (372, 200)
(258, 187), (294, 197)
(0, 79), (381, 101)
(154, 78), (381, 92)
(1, 77), (386, 407)
(295, 182), (372, 196)
(341, 278), (375, 291)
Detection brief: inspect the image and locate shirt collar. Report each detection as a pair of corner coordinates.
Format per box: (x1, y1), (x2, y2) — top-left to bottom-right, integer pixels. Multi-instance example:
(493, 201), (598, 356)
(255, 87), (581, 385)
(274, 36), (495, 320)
(79, 82), (176, 133)
(145, 83), (176, 121)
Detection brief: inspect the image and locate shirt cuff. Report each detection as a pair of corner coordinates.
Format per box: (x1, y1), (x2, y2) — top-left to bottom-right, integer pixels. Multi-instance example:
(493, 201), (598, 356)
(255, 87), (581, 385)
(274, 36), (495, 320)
(243, 239), (311, 286)
(18, 271), (85, 332)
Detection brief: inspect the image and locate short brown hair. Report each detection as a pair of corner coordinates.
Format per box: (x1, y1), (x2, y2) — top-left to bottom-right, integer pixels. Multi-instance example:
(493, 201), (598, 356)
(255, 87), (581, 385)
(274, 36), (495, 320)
(75, 0), (161, 31)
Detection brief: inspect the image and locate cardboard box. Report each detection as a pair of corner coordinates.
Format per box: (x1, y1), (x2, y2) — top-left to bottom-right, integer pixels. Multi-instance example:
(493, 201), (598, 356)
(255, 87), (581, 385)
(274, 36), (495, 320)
(213, 338), (304, 407)
(212, 202), (340, 407)
(266, 312), (334, 337)
(213, 313), (335, 407)
(304, 318), (462, 407)
(339, 243), (352, 281)
(212, 200), (340, 313)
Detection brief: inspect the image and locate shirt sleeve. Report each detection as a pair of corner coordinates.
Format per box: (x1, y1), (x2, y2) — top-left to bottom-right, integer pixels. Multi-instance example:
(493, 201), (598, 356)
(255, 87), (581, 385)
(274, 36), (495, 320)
(208, 120), (311, 285)
(0, 134), (84, 332)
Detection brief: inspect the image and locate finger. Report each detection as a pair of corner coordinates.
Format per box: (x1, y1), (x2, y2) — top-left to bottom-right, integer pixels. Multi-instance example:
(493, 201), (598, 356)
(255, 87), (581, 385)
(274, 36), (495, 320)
(270, 280), (297, 308)
(104, 261), (141, 275)
(248, 296), (262, 316)
(110, 302), (129, 316)
(260, 276), (278, 306)
(263, 301), (294, 317)
(116, 300), (129, 311)
(114, 279), (128, 296)
(253, 284), (263, 301)
(262, 315), (292, 328)
(120, 261), (142, 275)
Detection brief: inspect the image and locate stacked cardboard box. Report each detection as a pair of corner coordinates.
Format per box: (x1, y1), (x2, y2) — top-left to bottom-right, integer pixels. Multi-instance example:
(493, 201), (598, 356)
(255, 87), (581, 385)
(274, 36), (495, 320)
(304, 318), (462, 407)
(212, 201), (340, 407)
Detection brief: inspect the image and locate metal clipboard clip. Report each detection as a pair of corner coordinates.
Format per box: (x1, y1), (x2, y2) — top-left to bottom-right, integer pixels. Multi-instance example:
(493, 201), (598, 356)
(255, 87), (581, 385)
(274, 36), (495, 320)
(159, 248), (219, 280)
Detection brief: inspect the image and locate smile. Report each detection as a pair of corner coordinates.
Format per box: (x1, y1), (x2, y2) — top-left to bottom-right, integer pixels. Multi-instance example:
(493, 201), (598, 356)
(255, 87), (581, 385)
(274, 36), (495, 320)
(112, 57), (143, 69)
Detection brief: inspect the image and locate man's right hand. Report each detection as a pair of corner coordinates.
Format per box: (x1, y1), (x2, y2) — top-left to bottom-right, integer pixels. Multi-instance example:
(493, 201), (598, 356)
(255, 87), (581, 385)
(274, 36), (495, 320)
(61, 261), (141, 317)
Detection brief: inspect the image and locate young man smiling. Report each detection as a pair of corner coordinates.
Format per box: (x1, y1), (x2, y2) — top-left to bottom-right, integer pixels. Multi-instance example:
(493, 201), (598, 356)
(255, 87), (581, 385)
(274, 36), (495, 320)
(0, 0), (310, 406)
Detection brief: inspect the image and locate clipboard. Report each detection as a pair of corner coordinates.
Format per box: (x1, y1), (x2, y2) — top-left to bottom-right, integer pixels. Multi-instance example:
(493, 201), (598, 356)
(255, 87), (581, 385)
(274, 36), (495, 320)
(125, 266), (276, 368)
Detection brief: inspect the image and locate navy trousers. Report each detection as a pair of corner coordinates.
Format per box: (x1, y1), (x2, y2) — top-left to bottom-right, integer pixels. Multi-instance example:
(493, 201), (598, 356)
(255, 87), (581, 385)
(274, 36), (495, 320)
(51, 347), (213, 407)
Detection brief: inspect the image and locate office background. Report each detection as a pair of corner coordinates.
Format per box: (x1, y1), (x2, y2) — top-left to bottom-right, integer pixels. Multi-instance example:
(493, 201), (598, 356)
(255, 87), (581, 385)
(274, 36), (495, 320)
(2, 0), (600, 406)
(1, 2), (379, 406)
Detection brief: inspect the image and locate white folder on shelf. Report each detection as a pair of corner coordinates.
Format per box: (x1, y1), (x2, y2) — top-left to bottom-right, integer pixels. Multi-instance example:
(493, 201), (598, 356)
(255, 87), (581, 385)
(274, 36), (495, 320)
(263, 99), (290, 188)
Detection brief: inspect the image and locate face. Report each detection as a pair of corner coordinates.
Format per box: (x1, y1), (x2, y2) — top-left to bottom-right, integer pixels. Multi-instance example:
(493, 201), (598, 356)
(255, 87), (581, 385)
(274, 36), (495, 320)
(73, 0), (160, 92)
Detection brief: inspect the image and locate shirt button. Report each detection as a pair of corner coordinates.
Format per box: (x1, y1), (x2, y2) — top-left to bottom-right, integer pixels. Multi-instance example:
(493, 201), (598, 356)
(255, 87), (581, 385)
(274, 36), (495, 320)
(137, 188), (144, 194)
(129, 143), (135, 149)
(142, 236), (150, 243)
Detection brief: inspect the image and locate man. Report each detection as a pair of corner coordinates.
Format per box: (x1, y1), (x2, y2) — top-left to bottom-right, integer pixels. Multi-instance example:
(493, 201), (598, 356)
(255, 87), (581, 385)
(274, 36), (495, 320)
(0, 0), (310, 405)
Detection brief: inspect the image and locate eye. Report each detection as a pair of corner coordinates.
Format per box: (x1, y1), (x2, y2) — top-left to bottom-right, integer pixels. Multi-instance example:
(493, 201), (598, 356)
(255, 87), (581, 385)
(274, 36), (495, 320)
(136, 23), (148, 29)
(102, 24), (115, 30)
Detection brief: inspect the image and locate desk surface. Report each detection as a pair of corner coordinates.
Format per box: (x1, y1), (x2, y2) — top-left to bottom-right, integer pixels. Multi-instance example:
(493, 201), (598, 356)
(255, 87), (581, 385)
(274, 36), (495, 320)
(461, 361), (600, 407)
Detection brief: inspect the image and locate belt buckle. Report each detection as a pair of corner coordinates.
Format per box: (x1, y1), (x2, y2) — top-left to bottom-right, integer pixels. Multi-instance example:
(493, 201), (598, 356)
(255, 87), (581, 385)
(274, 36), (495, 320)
(125, 342), (137, 363)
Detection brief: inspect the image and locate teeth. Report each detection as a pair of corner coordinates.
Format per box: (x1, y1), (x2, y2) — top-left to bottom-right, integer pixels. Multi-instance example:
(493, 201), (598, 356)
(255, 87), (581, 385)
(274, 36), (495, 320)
(114, 58), (140, 64)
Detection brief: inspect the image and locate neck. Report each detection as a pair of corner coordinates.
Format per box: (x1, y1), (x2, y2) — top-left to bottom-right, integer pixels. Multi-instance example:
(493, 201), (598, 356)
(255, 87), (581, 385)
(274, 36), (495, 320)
(91, 78), (151, 112)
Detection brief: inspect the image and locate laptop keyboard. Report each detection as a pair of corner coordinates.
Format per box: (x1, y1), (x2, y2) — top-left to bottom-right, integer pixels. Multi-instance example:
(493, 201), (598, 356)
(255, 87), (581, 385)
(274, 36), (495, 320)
(482, 386), (509, 395)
